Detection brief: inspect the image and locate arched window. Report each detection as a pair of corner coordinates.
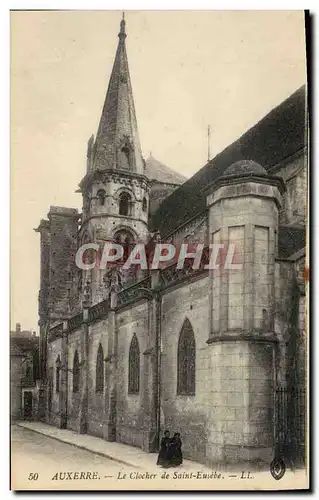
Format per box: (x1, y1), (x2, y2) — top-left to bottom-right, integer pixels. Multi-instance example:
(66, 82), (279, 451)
(119, 192), (131, 216)
(114, 229), (134, 245)
(96, 344), (104, 393)
(142, 197), (147, 212)
(128, 334), (140, 394)
(177, 319), (196, 395)
(73, 351), (80, 393)
(56, 355), (61, 394)
(97, 189), (106, 206)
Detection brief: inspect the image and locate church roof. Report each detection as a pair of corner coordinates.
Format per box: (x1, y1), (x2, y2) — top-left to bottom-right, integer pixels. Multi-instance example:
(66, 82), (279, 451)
(278, 226), (306, 259)
(145, 155), (187, 185)
(150, 85), (307, 236)
(92, 15), (144, 174)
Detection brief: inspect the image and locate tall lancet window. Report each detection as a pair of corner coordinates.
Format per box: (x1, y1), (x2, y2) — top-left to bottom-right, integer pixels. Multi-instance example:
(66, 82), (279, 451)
(128, 334), (140, 394)
(177, 319), (196, 395)
(96, 344), (104, 393)
(73, 351), (80, 393)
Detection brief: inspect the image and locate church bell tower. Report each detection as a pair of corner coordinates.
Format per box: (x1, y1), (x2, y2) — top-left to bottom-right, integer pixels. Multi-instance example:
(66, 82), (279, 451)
(78, 15), (150, 303)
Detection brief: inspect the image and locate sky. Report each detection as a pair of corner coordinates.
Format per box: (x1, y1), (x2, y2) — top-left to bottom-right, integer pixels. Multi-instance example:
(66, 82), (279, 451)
(10, 10), (307, 332)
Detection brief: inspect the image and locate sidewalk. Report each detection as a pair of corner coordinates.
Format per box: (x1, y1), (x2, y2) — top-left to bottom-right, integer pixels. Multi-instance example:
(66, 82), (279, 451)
(15, 421), (212, 472)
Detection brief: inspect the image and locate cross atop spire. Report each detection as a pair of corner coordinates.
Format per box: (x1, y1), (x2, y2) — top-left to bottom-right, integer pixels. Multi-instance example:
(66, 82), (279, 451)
(92, 13), (144, 175)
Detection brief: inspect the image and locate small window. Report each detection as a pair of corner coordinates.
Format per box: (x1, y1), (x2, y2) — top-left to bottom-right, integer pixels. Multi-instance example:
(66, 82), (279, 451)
(119, 192), (131, 216)
(73, 351), (80, 393)
(97, 189), (106, 206)
(128, 334), (140, 394)
(142, 197), (147, 212)
(96, 344), (104, 393)
(121, 144), (131, 170)
(177, 319), (196, 395)
(56, 356), (61, 394)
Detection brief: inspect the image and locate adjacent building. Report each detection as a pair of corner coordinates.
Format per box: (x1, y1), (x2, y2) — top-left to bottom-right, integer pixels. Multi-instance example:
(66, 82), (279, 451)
(10, 324), (40, 421)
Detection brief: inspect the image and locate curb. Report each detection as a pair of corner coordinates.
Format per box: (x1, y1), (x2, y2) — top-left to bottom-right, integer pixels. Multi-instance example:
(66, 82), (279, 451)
(16, 423), (141, 469)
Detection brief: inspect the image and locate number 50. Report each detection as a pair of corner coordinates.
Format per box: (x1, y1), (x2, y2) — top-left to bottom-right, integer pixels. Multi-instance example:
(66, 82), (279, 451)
(28, 473), (39, 481)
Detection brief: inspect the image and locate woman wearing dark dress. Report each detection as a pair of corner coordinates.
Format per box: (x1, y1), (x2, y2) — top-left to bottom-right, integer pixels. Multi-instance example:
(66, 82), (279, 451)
(157, 430), (170, 466)
(171, 432), (183, 466)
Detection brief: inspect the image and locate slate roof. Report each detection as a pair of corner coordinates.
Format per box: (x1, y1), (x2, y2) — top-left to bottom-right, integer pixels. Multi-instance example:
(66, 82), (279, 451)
(10, 339), (24, 357)
(145, 155), (187, 185)
(278, 226), (306, 259)
(150, 85), (307, 237)
(10, 335), (39, 353)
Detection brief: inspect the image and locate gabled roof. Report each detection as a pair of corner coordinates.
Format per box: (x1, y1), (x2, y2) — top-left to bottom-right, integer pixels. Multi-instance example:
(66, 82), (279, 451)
(10, 335), (39, 353)
(10, 339), (24, 357)
(150, 85), (307, 236)
(145, 155), (187, 185)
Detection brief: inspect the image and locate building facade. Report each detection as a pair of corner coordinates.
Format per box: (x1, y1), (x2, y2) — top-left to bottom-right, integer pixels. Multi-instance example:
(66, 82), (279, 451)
(35, 18), (307, 465)
(10, 324), (40, 421)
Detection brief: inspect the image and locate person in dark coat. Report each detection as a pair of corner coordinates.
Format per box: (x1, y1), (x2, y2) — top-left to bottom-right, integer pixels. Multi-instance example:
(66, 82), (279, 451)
(157, 430), (170, 466)
(163, 432), (183, 467)
(171, 432), (183, 466)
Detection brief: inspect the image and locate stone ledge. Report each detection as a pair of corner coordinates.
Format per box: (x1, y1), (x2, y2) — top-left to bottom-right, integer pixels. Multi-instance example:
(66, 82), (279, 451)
(206, 333), (278, 344)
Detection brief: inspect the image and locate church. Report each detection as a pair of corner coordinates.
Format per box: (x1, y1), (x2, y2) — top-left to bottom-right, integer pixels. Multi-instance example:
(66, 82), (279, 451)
(35, 16), (307, 466)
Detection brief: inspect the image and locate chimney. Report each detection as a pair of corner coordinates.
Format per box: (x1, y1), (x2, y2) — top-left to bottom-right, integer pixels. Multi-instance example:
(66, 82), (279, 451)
(16, 323), (21, 333)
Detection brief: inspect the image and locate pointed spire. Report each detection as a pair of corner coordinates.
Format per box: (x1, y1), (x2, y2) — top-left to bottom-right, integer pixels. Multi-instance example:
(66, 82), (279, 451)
(92, 13), (144, 175)
(118, 12), (127, 41)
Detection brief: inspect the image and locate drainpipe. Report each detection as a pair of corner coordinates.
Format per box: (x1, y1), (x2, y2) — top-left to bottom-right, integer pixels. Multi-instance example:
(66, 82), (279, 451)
(60, 320), (68, 429)
(138, 284), (162, 451)
(79, 278), (92, 435)
(80, 308), (89, 434)
(155, 291), (162, 451)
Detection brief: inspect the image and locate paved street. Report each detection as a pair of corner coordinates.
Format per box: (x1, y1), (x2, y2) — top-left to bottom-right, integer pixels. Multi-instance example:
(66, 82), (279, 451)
(11, 425), (123, 490)
(11, 425), (309, 491)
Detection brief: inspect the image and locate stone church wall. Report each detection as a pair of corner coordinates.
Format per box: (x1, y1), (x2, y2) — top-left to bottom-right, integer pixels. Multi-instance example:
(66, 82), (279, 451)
(274, 151), (306, 226)
(160, 276), (210, 463)
(166, 213), (208, 247)
(66, 327), (83, 432)
(115, 301), (149, 448)
(87, 318), (110, 438)
(46, 338), (62, 427)
(274, 258), (307, 389)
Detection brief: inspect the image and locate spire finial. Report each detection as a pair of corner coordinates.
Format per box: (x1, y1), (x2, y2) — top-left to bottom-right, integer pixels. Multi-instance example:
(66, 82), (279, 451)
(119, 12), (127, 40)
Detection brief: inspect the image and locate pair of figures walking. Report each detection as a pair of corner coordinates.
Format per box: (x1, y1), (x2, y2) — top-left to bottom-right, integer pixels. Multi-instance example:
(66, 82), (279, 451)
(157, 430), (183, 467)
